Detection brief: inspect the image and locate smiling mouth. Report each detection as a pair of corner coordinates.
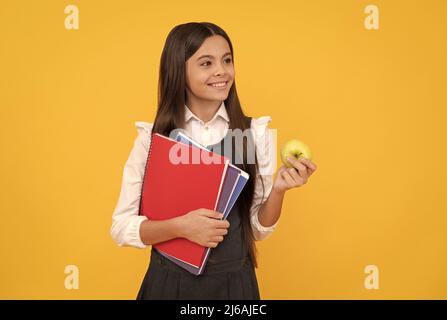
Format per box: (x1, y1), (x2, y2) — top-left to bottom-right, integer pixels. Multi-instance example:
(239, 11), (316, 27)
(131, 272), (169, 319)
(207, 81), (229, 88)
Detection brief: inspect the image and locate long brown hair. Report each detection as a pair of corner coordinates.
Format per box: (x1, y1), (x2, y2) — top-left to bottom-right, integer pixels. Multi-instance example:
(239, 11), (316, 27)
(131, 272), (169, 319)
(152, 22), (265, 268)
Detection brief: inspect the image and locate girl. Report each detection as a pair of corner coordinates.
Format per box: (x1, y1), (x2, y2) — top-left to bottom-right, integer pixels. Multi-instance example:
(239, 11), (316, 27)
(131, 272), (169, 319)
(110, 22), (317, 300)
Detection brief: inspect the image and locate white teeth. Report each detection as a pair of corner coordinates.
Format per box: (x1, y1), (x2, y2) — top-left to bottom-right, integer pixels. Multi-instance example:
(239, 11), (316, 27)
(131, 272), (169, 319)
(209, 81), (227, 87)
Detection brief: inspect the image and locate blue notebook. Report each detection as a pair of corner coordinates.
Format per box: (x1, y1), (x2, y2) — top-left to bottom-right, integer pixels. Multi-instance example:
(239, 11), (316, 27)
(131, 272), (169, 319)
(156, 131), (249, 275)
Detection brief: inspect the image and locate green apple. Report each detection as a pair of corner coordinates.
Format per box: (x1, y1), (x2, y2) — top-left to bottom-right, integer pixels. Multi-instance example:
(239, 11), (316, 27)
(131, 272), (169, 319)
(281, 139), (312, 167)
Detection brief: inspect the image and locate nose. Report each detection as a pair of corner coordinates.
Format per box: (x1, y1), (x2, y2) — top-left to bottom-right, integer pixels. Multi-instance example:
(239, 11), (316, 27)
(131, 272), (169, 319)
(214, 61), (226, 76)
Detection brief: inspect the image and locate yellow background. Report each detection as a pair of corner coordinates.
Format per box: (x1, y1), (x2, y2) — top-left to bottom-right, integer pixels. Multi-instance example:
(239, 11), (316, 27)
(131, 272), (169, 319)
(1, 0), (446, 299)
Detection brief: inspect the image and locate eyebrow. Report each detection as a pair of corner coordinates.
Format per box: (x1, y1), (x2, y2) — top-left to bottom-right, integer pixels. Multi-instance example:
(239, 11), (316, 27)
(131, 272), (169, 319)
(196, 52), (232, 61)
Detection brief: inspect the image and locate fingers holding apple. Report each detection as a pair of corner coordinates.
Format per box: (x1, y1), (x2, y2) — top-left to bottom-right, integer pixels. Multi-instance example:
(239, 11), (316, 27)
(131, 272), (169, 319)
(286, 156), (308, 178)
(287, 156), (317, 179)
(297, 157), (317, 173)
(273, 139), (318, 193)
(273, 165), (305, 193)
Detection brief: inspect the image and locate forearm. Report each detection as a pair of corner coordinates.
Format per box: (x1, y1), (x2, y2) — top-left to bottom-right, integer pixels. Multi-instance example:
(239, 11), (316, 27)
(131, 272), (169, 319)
(257, 187), (285, 228)
(139, 216), (183, 246)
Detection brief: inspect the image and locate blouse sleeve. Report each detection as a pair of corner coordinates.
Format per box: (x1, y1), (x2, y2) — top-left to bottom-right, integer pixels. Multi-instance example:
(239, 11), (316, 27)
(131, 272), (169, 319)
(249, 116), (279, 241)
(110, 121), (153, 249)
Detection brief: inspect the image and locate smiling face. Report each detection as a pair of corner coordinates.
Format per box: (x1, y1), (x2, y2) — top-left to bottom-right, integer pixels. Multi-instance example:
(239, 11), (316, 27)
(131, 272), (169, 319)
(185, 35), (235, 104)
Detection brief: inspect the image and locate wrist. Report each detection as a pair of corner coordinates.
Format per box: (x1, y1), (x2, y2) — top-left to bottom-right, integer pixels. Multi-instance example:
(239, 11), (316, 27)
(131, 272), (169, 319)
(172, 216), (185, 238)
(272, 186), (286, 196)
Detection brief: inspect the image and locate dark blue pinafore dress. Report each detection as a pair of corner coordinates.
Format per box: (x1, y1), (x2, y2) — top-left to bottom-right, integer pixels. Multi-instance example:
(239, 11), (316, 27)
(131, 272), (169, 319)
(136, 116), (260, 300)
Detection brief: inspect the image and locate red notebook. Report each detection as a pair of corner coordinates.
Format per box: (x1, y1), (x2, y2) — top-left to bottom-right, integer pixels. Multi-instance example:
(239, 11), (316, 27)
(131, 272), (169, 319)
(139, 133), (230, 268)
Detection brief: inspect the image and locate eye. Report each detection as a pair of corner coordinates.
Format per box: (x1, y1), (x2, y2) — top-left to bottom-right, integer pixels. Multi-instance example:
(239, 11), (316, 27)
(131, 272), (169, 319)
(225, 58), (233, 64)
(201, 61), (211, 66)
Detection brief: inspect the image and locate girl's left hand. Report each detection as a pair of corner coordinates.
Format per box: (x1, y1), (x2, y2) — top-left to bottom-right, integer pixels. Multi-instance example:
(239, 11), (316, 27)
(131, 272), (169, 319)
(272, 157), (318, 193)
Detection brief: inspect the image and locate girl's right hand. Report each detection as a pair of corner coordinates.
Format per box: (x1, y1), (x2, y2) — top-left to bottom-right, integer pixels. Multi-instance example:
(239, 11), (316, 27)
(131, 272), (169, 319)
(178, 208), (230, 248)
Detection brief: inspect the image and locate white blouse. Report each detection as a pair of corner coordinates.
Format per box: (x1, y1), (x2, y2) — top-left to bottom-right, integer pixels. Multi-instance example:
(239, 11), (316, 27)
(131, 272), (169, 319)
(110, 101), (279, 249)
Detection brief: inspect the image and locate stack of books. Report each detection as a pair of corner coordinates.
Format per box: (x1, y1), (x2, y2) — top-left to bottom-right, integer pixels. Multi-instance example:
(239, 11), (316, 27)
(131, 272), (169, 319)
(138, 131), (249, 275)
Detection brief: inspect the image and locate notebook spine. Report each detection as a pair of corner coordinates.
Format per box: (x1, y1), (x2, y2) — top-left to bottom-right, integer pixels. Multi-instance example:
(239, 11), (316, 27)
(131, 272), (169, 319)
(138, 127), (154, 216)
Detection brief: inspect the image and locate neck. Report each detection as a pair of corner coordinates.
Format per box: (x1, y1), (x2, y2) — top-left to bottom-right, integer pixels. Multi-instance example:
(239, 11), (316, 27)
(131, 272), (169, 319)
(186, 98), (222, 123)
